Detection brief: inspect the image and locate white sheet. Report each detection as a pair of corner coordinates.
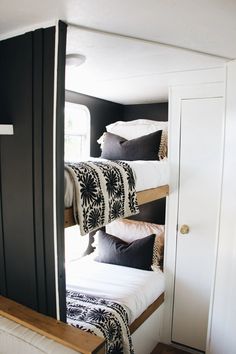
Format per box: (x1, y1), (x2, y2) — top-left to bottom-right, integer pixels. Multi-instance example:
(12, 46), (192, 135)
(66, 255), (165, 324)
(64, 158), (169, 208)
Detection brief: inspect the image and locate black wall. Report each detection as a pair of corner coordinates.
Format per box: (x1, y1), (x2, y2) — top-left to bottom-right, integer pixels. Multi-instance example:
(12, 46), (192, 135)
(123, 102), (168, 122)
(0, 25), (67, 319)
(65, 91), (123, 157)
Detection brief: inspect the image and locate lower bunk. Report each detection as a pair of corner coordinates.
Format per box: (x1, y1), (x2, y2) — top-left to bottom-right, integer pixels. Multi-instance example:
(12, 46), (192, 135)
(66, 224), (165, 354)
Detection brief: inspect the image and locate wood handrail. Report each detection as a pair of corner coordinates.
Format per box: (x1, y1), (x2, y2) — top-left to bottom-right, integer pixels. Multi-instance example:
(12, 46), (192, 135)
(0, 296), (105, 354)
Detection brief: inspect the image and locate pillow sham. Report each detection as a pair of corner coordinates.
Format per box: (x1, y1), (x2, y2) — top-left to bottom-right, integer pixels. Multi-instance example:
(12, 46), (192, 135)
(106, 218), (164, 243)
(100, 130), (162, 161)
(106, 119), (168, 140)
(95, 230), (156, 271)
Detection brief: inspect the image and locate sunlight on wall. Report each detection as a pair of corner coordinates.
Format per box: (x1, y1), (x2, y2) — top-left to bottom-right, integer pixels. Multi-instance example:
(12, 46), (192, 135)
(65, 225), (89, 263)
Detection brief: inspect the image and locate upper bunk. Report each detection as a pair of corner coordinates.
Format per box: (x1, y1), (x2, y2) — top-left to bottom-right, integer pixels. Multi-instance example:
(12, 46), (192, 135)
(64, 118), (169, 231)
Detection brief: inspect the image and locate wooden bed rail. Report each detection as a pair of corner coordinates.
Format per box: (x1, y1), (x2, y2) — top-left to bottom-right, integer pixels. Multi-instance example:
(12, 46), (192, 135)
(129, 292), (164, 334)
(0, 296), (105, 354)
(136, 184), (169, 205)
(65, 184), (169, 228)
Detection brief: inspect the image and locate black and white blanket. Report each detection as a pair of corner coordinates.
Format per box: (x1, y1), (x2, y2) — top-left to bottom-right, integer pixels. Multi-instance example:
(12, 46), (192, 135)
(66, 291), (134, 354)
(65, 160), (139, 235)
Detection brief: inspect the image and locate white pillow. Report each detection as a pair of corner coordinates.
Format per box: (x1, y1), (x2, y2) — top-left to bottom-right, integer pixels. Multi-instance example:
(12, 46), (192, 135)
(105, 218), (164, 243)
(102, 119), (168, 160)
(106, 119), (168, 140)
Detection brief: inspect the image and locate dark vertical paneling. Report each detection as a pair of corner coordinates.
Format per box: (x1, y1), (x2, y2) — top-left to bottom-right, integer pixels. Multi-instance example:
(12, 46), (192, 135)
(42, 27), (57, 318)
(32, 29), (47, 314)
(123, 102), (168, 122)
(0, 33), (38, 308)
(56, 21), (67, 322)
(0, 25), (59, 318)
(65, 91), (124, 157)
(0, 149), (7, 295)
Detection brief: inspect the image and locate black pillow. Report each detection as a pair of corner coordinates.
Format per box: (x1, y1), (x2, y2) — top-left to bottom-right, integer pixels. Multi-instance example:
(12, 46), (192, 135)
(100, 130), (162, 161)
(95, 230), (155, 270)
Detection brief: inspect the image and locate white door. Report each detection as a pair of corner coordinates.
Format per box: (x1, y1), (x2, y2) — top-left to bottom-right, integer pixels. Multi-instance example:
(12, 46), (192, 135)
(172, 97), (224, 351)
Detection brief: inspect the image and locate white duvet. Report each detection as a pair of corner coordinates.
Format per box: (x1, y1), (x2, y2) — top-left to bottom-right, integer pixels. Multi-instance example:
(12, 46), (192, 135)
(66, 255), (165, 324)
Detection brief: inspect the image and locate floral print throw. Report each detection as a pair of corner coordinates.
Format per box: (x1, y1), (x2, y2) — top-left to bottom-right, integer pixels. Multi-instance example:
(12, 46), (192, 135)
(65, 160), (139, 235)
(66, 291), (134, 354)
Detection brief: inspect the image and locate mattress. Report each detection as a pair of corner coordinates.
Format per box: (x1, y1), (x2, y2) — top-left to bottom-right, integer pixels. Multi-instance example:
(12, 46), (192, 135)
(66, 255), (165, 324)
(64, 158), (169, 208)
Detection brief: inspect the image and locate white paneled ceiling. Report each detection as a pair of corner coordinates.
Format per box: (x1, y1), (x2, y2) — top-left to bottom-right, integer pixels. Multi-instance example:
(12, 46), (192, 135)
(1, 0), (234, 103)
(65, 26), (227, 104)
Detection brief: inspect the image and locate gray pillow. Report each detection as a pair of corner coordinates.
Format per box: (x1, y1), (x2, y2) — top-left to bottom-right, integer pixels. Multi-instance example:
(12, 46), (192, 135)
(100, 130), (162, 161)
(95, 230), (155, 270)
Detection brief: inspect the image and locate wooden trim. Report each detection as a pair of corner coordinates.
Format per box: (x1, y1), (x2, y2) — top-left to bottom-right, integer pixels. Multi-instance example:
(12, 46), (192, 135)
(129, 292), (164, 335)
(65, 207), (76, 228)
(64, 185), (169, 228)
(0, 296), (105, 354)
(137, 185), (169, 205)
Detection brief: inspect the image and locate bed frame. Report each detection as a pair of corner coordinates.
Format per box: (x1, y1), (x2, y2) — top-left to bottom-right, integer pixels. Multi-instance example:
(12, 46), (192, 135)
(64, 184), (169, 228)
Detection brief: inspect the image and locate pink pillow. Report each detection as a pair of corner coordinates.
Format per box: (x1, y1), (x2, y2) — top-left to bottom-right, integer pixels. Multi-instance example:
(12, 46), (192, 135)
(106, 219), (164, 243)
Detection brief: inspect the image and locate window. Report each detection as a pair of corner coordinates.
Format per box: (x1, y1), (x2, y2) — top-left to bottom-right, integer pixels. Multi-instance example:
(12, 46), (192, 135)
(64, 102), (90, 162)
(64, 102), (91, 262)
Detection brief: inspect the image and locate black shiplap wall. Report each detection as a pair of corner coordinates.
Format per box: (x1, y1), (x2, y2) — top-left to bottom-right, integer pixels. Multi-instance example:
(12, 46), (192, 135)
(0, 32), (38, 310)
(65, 91), (124, 157)
(0, 25), (67, 318)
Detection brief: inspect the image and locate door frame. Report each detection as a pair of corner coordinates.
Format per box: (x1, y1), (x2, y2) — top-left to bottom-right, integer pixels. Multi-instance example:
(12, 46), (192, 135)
(206, 60), (236, 353)
(162, 82), (225, 348)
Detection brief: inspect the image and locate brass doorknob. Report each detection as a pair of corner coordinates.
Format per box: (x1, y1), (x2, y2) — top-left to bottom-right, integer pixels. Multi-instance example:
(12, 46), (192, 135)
(180, 224), (190, 234)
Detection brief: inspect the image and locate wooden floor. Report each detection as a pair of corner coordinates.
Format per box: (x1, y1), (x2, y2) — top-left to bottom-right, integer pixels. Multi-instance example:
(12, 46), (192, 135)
(152, 343), (189, 354)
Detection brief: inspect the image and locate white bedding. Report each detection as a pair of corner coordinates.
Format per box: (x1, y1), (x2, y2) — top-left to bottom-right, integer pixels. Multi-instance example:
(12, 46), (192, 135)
(64, 158), (169, 208)
(66, 255), (165, 324)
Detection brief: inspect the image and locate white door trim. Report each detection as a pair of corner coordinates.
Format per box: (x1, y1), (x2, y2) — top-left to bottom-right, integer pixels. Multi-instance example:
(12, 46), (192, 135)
(206, 60), (236, 354)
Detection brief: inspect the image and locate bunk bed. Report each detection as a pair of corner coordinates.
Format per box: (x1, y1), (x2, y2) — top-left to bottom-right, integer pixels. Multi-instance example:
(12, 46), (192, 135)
(64, 120), (169, 354)
(64, 119), (169, 229)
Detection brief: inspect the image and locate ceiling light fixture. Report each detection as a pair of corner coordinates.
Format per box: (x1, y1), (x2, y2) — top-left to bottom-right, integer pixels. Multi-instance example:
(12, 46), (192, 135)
(66, 53), (86, 67)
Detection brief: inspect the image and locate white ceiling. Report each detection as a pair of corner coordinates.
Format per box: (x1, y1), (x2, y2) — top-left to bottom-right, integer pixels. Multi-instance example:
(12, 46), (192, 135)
(0, 0), (234, 103)
(65, 26), (227, 104)
(1, 0), (236, 58)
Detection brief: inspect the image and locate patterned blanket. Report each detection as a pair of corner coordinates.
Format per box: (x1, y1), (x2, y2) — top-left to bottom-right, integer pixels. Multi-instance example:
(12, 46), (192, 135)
(66, 291), (134, 354)
(65, 160), (139, 235)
